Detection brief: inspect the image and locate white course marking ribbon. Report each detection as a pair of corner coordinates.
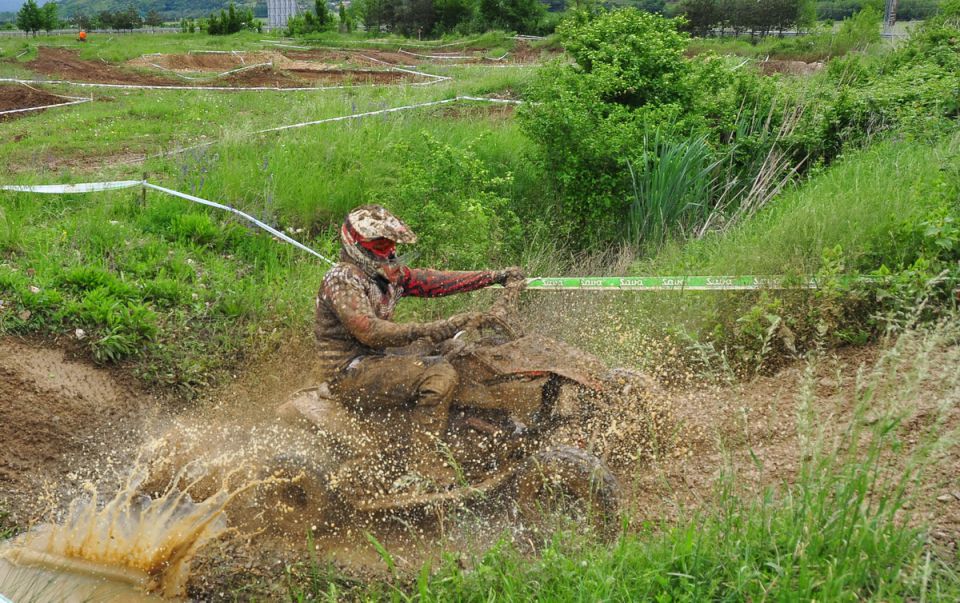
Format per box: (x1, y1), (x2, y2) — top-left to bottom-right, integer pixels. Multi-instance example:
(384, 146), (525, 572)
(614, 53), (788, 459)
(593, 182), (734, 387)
(0, 96), (91, 116)
(0, 180), (336, 265)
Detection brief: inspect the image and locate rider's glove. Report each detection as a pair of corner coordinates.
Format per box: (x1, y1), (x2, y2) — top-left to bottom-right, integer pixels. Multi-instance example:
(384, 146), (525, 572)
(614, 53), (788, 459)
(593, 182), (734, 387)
(494, 266), (526, 285)
(421, 312), (482, 342)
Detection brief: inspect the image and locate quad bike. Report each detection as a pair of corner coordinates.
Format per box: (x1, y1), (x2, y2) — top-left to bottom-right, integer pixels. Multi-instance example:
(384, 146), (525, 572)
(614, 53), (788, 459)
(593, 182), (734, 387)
(270, 283), (646, 537)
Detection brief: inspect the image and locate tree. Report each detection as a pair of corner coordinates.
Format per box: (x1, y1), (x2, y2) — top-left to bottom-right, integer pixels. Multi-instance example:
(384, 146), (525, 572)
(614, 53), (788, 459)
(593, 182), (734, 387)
(40, 2), (58, 31)
(316, 0), (331, 27)
(16, 0), (42, 36)
(362, 0), (396, 32)
(145, 10), (164, 27)
(680, 0), (718, 36)
(73, 12), (94, 30)
(394, 0), (437, 36)
(108, 5), (143, 30)
(338, 1), (353, 32)
(479, 0), (545, 33)
(636, 0), (666, 14)
(208, 3), (258, 34)
(433, 0), (474, 33)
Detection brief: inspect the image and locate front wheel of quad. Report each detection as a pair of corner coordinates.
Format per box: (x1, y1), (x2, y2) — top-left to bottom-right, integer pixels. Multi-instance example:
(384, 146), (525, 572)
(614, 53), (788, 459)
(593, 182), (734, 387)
(257, 452), (340, 535)
(513, 445), (621, 540)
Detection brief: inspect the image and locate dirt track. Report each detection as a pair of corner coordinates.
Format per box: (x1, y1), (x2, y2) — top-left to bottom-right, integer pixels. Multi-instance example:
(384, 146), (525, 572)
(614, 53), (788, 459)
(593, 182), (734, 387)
(1, 328), (956, 597)
(0, 85), (69, 121)
(0, 337), (160, 527)
(25, 47), (428, 88)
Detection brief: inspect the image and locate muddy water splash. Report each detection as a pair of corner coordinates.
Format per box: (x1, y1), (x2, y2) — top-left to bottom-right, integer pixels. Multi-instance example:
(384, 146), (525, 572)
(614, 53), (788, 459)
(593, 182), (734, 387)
(0, 452), (270, 600)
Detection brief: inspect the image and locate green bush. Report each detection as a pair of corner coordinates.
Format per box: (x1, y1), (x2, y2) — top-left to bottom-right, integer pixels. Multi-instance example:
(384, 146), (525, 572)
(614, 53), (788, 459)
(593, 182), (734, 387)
(375, 135), (522, 269)
(520, 9), (778, 248)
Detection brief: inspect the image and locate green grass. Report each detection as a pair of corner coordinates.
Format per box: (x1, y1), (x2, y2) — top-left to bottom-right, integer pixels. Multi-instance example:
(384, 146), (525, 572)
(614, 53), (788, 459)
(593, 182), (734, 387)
(0, 187), (328, 393)
(646, 132), (960, 276)
(0, 32), (539, 393)
(0, 506), (17, 540)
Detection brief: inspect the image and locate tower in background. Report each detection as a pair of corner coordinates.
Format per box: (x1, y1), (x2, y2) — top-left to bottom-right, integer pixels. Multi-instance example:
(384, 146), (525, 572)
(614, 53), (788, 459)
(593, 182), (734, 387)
(267, 0), (300, 28)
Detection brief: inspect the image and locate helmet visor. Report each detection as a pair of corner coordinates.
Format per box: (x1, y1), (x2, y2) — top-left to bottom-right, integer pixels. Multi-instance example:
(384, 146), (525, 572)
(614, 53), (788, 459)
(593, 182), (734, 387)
(358, 237), (396, 259)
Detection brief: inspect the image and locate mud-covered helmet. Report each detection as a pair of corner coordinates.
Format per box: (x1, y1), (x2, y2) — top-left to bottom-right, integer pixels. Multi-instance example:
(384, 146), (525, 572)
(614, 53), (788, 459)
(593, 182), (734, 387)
(340, 205), (417, 280)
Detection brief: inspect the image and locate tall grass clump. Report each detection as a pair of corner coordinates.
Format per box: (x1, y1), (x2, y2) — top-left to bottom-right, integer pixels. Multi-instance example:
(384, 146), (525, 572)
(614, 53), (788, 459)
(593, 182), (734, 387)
(626, 130), (718, 250)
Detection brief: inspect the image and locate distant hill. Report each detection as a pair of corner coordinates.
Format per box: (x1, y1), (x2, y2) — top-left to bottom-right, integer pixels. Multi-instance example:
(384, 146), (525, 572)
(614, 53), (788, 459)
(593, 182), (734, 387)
(50, 0), (266, 20)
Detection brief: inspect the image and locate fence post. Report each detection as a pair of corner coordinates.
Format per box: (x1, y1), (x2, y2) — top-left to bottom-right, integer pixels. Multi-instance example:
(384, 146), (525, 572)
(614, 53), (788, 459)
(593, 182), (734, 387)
(140, 173), (147, 208)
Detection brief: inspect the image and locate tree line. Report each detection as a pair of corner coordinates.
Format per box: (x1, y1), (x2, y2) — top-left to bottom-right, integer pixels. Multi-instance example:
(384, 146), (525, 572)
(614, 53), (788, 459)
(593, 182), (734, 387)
(15, 0), (58, 35)
(352, 0), (550, 36)
(679, 0), (818, 36)
(17, 1), (168, 33)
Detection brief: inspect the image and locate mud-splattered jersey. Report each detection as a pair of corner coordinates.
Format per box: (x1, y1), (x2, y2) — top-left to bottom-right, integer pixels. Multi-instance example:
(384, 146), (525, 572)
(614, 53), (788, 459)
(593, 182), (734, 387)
(315, 261), (498, 374)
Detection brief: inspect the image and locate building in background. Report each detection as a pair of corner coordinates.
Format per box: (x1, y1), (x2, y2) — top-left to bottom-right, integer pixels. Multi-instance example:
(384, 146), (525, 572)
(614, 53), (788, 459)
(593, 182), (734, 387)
(267, 0), (300, 28)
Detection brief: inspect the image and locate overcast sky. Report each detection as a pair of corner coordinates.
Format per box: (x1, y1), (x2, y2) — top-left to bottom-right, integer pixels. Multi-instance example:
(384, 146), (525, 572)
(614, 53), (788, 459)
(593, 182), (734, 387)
(1, 0), (54, 12)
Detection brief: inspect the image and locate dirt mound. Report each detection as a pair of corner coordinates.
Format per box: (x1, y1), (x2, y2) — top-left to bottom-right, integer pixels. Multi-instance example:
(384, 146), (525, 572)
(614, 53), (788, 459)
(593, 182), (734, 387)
(0, 85), (68, 121)
(283, 48), (412, 66)
(27, 47), (177, 86)
(27, 47), (421, 89)
(0, 337), (159, 526)
(756, 59), (824, 76)
(129, 51), (278, 72)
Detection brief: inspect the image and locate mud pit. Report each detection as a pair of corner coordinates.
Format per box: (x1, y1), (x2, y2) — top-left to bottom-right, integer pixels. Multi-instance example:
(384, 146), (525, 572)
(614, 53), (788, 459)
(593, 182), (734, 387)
(27, 47), (429, 88)
(0, 84), (74, 121)
(1, 324), (957, 599)
(0, 338), (160, 526)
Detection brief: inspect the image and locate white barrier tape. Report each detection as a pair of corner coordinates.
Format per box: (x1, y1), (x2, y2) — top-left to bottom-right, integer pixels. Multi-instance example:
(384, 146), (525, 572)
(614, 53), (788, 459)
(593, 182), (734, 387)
(359, 54), (418, 69)
(386, 65), (450, 82)
(1, 180), (141, 193)
(148, 61), (274, 81)
(302, 37), (487, 49)
(0, 77), (343, 91)
(253, 97), (461, 134)
(0, 73), (449, 92)
(261, 42), (311, 50)
(399, 49), (474, 60)
(0, 180), (857, 292)
(0, 97), (91, 116)
(0, 180), (336, 265)
(141, 183), (334, 264)
(457, 96), (523, 105)
(16, 81), (88, 101)
(120, 95), (525, 164)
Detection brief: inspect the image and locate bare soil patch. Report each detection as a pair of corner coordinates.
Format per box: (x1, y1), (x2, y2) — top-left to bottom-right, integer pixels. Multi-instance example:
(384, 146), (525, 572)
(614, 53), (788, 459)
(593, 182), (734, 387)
(27, 47), (178, 86)
(0, 337), (161, 527)
(756, 59), (825, 76)
(0, 84), (70, 121)
(28, 47), (425, 89)
(428, 102), (517, 120)
(2, 323), (955, 598)
(128, 51), (279, 72)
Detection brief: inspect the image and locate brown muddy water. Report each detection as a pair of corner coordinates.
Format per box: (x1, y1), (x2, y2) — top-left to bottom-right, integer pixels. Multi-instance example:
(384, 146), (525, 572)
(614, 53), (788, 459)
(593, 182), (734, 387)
(0, 460), (254, 600)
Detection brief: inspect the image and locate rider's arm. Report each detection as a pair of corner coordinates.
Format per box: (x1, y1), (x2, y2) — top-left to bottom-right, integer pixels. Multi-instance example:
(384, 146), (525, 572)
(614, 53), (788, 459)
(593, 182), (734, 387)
(324, 271), (468, 347)
(400, 267), (503, 298)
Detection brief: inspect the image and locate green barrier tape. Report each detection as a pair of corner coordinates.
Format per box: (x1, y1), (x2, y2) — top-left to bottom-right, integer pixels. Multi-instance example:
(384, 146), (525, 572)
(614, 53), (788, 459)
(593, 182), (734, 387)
(523, 275), (832, 291)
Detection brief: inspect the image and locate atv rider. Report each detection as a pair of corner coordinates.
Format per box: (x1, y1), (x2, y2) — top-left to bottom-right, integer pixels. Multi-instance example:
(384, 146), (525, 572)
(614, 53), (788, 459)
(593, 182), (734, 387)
(315, 205), (524, 487)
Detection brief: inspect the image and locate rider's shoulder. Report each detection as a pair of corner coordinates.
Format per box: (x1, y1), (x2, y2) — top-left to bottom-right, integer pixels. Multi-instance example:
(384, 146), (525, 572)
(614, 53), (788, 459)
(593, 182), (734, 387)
(323, 262), (366, 288)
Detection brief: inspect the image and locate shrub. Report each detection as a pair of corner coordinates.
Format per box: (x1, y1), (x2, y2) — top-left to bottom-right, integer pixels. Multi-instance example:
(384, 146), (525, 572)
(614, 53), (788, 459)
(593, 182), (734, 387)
(374, 135), (522, 270)
(520, 9), (779, 248)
